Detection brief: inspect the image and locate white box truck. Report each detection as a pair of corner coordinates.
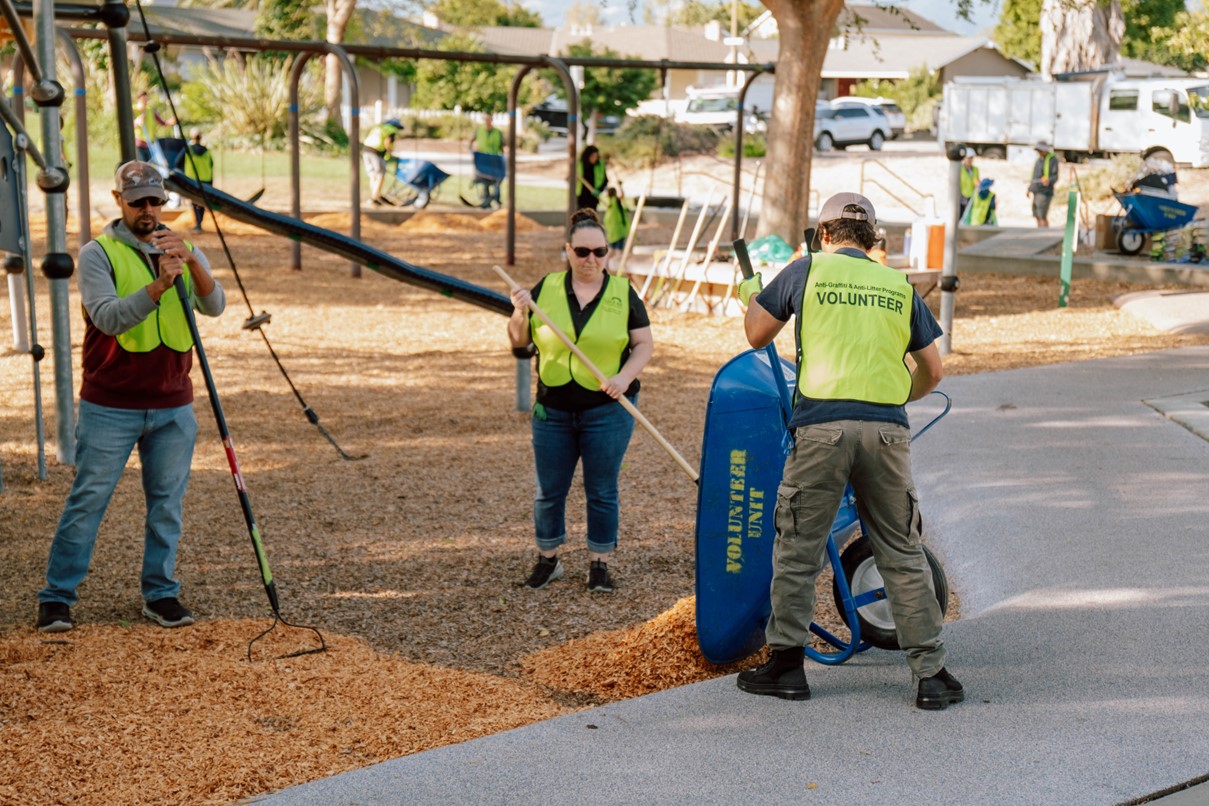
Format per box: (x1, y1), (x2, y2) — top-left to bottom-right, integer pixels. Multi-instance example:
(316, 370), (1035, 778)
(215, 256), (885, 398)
(939, 72), (1209, 167)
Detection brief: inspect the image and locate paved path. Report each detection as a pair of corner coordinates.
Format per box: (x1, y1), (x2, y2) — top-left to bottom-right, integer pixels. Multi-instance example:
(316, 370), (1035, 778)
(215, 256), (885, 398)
(253, 347), (1209, 806)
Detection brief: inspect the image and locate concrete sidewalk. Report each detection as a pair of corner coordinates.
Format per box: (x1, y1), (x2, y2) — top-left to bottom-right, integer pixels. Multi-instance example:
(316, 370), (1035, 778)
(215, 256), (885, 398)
(254, 347), (1209, 806)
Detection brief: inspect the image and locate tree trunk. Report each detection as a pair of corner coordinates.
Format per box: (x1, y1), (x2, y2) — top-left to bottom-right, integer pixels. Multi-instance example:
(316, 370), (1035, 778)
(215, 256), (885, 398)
(1040, 0), (1124, 77)
(756, 0), (845, 242)
(324, 0), (357, 124)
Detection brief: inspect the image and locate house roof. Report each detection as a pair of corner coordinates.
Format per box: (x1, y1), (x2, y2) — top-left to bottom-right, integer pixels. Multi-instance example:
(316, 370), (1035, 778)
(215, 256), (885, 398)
(748, 33), (1020, 79)
(552, 24), (732, 61)
(472, 26), (555, 57)
(839, 4), (948, 33)
(129, 5), (259, 42)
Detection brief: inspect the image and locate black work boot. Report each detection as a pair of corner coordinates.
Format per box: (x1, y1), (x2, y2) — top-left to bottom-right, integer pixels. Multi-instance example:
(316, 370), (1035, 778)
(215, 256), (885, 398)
(916, 667), (965, 710)
(736, 647), (810, 700)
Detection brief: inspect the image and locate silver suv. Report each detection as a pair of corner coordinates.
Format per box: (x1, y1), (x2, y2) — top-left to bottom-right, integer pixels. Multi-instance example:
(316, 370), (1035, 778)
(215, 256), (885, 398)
(814, 102), (890, 152)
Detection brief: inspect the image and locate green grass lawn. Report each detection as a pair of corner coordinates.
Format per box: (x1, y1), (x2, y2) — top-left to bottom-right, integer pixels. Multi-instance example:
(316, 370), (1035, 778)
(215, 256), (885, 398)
(81, 143), (567, 211)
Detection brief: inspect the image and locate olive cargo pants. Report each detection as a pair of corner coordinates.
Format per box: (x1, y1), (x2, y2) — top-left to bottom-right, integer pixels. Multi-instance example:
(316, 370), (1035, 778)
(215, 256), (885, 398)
(765, 419), (946, 678)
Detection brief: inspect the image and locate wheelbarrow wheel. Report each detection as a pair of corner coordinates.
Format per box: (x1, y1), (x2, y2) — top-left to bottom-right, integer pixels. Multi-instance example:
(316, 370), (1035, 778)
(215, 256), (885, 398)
(831, 533), (949, 651)
(1117, 229), (1145, 256)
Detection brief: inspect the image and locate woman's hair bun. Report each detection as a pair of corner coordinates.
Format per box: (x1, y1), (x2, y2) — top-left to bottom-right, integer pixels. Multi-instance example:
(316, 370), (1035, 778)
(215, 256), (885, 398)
(570, 207), (601, 227)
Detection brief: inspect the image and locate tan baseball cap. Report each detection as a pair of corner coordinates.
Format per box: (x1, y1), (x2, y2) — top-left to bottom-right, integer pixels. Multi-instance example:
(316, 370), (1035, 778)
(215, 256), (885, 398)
(114, 160), (168, 203)
(817, 192), (877, 226)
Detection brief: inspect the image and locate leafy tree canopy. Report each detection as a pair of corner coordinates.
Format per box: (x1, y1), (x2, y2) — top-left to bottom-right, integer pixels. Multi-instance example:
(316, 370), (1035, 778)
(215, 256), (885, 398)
(644, 0), (764, 29)
(411, 32), (540, 111)
(554, 42), (659, 116)
(429, 0), (543, 27)
(994, 0), (1190, 71)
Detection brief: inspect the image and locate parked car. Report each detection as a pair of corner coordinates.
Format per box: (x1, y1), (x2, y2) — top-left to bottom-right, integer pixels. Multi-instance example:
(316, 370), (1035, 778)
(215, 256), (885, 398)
(831, 96), (907, 138)
(674, 85), (769, 133)
(814, 102), (890, 152)
(528, 94), (622, 136)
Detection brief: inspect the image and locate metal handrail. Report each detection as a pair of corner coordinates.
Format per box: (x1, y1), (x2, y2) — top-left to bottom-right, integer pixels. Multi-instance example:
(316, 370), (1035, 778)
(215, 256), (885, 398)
(860, 159), (935, 218)
(861, 178), (928, 219)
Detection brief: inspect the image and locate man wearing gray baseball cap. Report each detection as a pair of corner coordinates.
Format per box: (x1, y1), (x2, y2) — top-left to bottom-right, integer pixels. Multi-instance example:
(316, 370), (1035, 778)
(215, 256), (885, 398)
(734, 192), (961, 710)
(35, 160), (226, 634)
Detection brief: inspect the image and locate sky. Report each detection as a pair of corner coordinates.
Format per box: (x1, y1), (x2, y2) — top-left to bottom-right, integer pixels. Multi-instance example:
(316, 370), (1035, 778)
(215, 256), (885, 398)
(524, 0), (1002, 36)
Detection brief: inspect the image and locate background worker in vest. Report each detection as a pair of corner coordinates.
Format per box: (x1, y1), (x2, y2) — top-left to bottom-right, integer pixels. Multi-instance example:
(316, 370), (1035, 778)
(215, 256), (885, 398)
(602, 185), (630, 268)
(175, 127), (214, 233)
(506, 208), (653, 594)
(468, 112), (505, 207)
(363, 117), (403, 206)
(962, 178), (998, 226)
(733, 192), (962, 710)
(35, 161), (226, 634)
(134, 90), (177, 163)
(576, 145), (608, 211)
(1028, 142), (1060, 227)
(959, 152), (979, 216)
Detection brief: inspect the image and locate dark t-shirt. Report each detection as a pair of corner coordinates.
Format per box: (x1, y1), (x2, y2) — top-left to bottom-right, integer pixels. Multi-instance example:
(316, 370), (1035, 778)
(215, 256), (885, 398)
(758, 247), (943, 429)
(529, 272), (650, 411)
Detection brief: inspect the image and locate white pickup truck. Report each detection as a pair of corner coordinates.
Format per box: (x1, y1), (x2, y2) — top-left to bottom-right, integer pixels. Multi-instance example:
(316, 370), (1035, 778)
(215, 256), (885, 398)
(939, 72), (1209, 167)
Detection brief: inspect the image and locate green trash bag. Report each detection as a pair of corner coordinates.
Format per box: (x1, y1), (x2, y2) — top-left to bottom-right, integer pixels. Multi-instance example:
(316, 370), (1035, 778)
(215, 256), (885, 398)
(746, 233), (795, 266)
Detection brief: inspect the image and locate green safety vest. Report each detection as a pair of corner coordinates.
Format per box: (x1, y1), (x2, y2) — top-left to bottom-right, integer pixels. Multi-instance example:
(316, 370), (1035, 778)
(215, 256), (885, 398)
(532, 272), (630, 390)
(798, 252), (913, 405)
(96, 235), (195, 353)
(475, 126), (504, 155)
(960, 165), (979, 199)
(578, 159), (606, 194)
(603, 197), (629, 244)
(364, 123), (399, 152)
(963, 191), (996, 226)
(183, 145), (213, 183)
(1041, 152), (1056, 182)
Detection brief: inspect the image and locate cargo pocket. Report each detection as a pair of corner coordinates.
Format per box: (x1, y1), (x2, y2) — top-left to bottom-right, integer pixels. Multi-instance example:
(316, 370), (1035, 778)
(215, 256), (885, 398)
(774, 484), (799, 542)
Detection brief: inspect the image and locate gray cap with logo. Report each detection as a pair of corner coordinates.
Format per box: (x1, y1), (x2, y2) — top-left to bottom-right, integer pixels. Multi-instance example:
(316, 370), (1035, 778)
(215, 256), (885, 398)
(817, 192), (877, 226)
(114, 160), (168, 203)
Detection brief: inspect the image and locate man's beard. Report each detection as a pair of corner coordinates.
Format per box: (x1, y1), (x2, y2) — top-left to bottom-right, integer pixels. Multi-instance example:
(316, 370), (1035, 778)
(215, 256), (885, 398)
(128, 214), (158, 238)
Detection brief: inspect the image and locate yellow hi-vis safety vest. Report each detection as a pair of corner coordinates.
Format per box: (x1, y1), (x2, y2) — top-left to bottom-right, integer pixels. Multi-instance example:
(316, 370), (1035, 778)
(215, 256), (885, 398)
(96, 235), (195, 353)
(960, 164), (979, 198)
(964, 191), (996, 226)
(183, 145), (213, 183)
(799, 252), (913, 405)
(532, 272), (630, 390)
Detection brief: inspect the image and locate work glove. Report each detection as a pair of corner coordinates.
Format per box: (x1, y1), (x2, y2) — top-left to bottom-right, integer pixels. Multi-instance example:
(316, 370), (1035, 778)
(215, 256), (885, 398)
(738, 272), (763, 306)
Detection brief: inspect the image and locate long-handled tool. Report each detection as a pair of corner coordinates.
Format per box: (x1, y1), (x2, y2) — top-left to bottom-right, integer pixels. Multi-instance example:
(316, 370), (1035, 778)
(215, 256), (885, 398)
(493, 265), (699, 483)
(172, 273), (326, 661)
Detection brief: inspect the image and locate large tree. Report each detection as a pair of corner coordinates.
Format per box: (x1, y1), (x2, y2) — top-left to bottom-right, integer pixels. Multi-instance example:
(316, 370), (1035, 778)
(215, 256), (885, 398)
(556, 42), (659, 142)
(1040, 0), (1124, 76)
(755, 0), (844, 240)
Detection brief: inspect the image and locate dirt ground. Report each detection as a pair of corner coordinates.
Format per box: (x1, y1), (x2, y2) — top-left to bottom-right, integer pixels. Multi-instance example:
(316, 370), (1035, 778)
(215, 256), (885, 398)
(2, 207), (1208, 804)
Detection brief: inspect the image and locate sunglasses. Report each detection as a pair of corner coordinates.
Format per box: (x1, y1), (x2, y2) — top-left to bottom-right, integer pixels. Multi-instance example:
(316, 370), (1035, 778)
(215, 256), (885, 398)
(126, 197), (166, 209)
(572, 246), (609, 259)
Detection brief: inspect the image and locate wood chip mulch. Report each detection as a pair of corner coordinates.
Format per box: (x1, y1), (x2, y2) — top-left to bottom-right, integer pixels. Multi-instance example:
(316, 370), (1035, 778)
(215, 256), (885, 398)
(3, 213), (1206, 804)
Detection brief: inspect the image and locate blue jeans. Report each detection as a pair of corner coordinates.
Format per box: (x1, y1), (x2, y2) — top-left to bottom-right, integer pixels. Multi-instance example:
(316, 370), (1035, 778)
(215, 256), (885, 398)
(40, 399), (198, 606)
(531, 397), (636, 555)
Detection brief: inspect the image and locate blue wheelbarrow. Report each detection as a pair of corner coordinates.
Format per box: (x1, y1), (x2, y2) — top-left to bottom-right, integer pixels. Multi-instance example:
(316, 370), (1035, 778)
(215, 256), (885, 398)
(460, 152), (507, 209)
(388, 158), (450, 209)
(1112, 191), (1199, 255)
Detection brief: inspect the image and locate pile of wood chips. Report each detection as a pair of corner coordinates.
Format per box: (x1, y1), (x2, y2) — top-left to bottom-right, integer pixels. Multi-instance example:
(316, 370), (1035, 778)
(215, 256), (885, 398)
(0, 620), (566, 805)
(521, 596), (760, 700)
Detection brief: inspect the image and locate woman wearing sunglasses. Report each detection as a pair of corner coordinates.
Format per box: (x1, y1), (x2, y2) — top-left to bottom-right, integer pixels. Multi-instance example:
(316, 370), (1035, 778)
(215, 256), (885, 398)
(507, 209), (653, 593)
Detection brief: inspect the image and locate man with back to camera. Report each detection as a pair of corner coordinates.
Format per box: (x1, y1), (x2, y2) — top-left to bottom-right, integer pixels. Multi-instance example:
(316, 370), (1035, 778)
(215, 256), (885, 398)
(733, 192), (963, 710)
(1028, 142), (1060, 227)
(35, 160), (226, 633)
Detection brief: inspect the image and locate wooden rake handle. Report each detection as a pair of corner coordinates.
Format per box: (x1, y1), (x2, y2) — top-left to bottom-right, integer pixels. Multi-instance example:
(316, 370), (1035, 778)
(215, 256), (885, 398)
(494, 265), (699, 483)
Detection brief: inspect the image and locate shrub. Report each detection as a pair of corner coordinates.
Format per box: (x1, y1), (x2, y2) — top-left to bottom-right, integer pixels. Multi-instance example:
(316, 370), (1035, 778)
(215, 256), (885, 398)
(718, 133), (766, 158)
